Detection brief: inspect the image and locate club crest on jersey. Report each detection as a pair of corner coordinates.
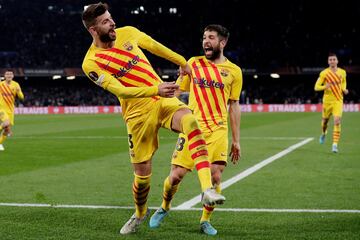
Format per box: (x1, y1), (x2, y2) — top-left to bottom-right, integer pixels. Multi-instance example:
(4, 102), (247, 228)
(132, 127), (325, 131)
(123, 42), (133, 51)
(88, 71), (98, 82)
(220, 68), (229, 77)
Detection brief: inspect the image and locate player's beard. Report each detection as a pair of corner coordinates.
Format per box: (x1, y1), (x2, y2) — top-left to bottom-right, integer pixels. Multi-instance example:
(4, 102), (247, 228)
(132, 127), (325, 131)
(204, 44), (221, 61)
(98, 29), (116, 43)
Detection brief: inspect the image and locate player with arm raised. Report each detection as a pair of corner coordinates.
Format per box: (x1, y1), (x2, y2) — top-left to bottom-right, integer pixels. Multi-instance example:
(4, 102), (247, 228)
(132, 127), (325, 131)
(81, 3), (225, 235)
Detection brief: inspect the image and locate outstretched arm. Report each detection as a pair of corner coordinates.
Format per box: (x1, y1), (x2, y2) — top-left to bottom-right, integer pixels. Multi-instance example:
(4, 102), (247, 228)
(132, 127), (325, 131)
(137, 29), (189, 73)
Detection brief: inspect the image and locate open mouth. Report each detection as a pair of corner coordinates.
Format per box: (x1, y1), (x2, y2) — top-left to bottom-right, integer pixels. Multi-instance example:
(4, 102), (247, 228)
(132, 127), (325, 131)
(204, 46), (213, 54)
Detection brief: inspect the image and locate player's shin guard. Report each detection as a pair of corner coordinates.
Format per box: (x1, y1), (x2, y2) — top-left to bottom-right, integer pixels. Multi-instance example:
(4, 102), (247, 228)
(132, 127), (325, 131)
(161, 176), (179, 211)
(133, 173), (151, 218)
(333, 124), (341, 144)
(200, 185), (221, 222)
(181, 114), (212, 191)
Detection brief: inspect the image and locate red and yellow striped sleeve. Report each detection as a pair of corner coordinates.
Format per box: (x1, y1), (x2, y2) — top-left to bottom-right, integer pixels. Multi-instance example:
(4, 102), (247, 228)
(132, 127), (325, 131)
(82, 59), (158, 99)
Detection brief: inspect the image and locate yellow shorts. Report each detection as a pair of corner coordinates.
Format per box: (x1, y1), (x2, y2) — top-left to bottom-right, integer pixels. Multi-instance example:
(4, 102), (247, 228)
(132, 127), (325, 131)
(322, 101), (343, 119)
(0, 110), (10, 125)
(126, 97), (188, 163)
(171, 127), (228, 170)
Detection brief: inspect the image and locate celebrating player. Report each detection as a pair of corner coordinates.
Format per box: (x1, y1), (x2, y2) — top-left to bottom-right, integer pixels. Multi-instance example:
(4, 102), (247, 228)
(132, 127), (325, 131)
(315, 53), (348, 153)
(81, 3), (225, 235)
(150, 24), (242, 235)
(0, 70), (24, 151)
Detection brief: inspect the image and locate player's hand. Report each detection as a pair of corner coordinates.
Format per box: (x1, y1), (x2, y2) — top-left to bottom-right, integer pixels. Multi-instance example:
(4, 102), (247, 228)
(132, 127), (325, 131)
(179, 63), (191, 76)
(157, 82), (179, 98)
(325, 83), (331, 89)
(229, 142), (241, 164)
(343, 89), (349, 95)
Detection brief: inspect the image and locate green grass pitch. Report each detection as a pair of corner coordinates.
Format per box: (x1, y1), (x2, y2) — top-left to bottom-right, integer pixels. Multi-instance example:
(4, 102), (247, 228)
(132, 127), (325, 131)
(0, 112), (359, 239)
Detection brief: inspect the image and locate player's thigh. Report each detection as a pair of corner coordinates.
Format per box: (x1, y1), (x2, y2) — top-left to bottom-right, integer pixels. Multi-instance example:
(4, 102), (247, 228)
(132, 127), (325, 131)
(206, 128), (228, 164)
(159, 97), (189, 131)
(322, 102), (332, 119)
(332, 101), (343, 118)
(0, 111), (10, 128)
(126, 114), (159, 164)
(171, 133), (195, 171)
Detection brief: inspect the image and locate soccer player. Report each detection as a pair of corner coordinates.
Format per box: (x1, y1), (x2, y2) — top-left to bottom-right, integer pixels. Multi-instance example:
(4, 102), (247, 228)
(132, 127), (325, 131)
(149, 25), (242, 235)
(0, 70), (24, 151)
(81, 3), (225, 235)
(315, 53), (348, 153)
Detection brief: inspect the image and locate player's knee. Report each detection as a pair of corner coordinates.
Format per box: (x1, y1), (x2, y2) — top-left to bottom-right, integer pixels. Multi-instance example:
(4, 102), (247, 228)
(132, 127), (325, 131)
(170, 166), (188, 185)
(334, 117), (341, 125)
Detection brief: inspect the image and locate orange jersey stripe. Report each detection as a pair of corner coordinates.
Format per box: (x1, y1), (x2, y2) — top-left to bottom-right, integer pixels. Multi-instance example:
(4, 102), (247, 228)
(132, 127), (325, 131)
(327, 72), (342, 93)
(193, 61), (218, 126)
(198, 59), (223, 118)
(95, 60), (159, 100)
(105, 47), (151, 66)
(326, 73), (342, 101)
(0, 85), (14, 109)
(328, 71), (343, 97)
(95, 53), (160, 82)
(190, 74), (212, 132)
(209, 62), (226, 106)
(95, 60), (154, 86)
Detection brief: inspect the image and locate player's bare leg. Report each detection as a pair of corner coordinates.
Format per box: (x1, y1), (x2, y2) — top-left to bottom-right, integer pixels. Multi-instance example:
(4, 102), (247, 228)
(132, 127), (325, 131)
(319, 118), (329, 144)
(0, 120), (11, 151)
(149, 165), (188, 228)
(171, 109), (225, 205)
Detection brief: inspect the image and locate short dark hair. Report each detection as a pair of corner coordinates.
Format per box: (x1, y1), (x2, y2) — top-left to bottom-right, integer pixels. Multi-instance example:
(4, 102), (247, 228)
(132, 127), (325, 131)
(82, 2), (109, 29)
(204, 24), (230, 41)
(328, 52), (337, 58)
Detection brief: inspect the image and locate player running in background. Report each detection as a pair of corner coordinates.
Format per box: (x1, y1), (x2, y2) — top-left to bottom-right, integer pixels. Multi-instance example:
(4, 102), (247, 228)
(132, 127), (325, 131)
(315, 53), (348, 153)
(150, 24), (242, 235)
(81, 3), (225, 235)
(0, 70), (24, 151)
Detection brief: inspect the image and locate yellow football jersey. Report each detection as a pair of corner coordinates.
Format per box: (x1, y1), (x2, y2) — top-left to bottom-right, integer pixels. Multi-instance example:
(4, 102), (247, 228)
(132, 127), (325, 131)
(82, 26), (187, 121)
(177, 56), (242, 133)
(315, 67), (347, 103)
(0, 80), (24, 113)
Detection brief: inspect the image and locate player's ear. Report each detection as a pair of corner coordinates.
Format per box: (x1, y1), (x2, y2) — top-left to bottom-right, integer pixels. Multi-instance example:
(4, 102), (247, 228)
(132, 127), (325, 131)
(88, 26), (97, 36)
(220, 39), (227, 49)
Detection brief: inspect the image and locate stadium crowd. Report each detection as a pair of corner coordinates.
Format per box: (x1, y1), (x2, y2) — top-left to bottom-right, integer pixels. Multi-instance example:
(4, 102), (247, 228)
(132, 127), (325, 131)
(1, 0), (359, 70)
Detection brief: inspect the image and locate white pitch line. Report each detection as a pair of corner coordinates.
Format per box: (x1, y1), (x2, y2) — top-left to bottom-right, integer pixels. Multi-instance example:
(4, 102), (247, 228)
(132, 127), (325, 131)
(12, 136), (310, 140)
(0, 203), (359, 214)
(174, 137), (314, 210)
